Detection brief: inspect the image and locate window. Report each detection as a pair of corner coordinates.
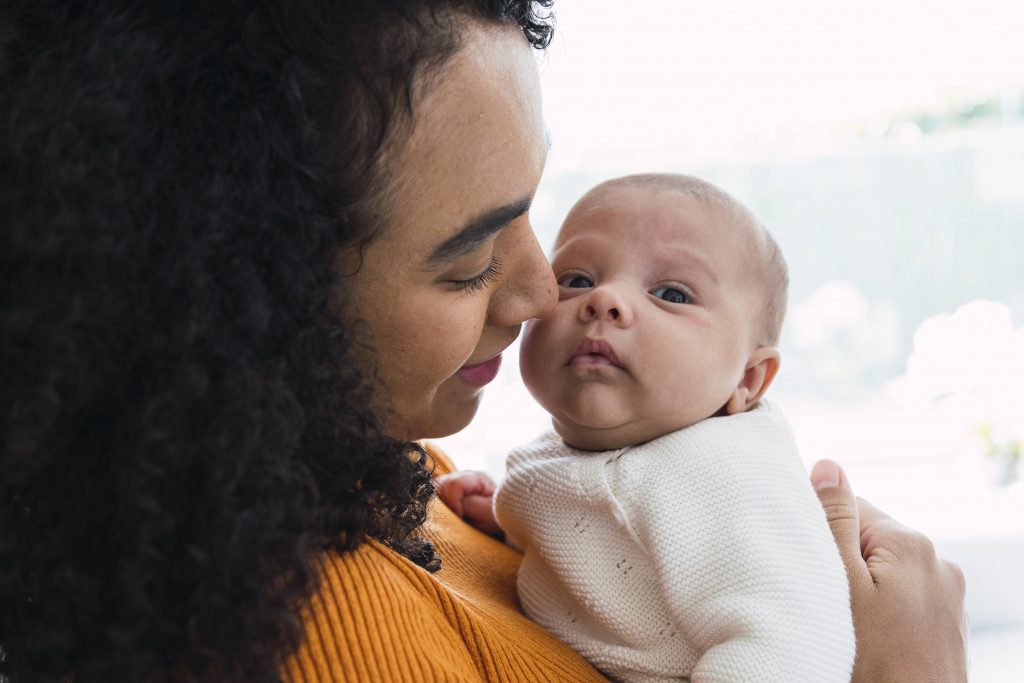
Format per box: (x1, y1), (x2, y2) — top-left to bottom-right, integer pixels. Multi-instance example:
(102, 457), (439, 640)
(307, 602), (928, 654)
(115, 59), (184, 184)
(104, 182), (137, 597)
(438, 3), (1024, 676)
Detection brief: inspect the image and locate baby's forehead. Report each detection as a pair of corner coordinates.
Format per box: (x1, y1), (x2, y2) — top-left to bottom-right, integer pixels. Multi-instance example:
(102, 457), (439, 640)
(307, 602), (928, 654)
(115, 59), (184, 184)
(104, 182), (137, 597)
(557, 183), (763, 256)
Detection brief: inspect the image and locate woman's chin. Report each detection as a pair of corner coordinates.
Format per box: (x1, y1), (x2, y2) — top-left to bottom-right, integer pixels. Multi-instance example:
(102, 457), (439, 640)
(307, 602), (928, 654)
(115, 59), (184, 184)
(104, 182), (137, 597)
(401, 392), (483, 442)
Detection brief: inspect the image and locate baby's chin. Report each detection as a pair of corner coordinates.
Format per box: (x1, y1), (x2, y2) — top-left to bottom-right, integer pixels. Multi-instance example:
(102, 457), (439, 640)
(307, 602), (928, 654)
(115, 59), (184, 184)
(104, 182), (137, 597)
(552, 416), (667, 452)
(533, 384), (703, 451)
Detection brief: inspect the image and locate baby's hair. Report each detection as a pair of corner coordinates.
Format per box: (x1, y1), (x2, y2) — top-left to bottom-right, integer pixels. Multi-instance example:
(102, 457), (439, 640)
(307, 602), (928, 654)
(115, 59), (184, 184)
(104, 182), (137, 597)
(587, 173), (789, 346)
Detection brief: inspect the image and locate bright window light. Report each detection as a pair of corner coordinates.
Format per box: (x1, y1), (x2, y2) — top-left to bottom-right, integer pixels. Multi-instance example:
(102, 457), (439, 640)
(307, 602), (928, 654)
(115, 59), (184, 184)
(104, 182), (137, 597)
(436, 3), (1024, 677)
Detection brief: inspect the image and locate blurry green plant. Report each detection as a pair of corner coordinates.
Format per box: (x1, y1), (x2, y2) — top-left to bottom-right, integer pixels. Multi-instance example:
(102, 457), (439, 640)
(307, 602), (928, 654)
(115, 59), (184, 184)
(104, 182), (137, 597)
(877, 84), (1024, 138)
(976, 423), (1022, 486)
(977, 423), (1023, 461)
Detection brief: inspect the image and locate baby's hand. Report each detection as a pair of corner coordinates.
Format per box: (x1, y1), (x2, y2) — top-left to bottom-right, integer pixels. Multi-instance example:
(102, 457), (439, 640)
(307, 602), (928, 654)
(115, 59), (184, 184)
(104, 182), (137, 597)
(434, 470), (504, 538)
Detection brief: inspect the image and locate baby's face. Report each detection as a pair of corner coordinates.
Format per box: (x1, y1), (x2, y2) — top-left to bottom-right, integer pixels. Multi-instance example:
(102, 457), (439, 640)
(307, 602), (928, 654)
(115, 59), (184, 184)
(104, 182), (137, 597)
(521, 184), (767, 451)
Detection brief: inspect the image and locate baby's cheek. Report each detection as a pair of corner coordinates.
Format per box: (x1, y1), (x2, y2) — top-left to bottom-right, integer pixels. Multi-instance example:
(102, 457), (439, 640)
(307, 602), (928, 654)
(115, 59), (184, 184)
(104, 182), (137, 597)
(519, 323), (555, 387)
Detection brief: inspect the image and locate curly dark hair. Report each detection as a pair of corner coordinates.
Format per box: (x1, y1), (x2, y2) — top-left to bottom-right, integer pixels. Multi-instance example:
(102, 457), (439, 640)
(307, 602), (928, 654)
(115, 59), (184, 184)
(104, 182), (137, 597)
(0, 1), (554, 681)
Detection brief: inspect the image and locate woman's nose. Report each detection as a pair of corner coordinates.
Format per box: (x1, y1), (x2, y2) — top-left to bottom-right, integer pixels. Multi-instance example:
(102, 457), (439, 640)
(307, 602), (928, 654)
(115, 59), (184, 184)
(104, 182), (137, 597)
(579, 284), (632, 326)
(489, 225), (557, 325)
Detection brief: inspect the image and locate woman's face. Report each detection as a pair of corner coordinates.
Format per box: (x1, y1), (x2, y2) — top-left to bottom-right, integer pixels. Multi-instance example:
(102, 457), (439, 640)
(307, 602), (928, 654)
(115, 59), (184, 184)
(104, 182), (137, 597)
(344, 19), (555, 441)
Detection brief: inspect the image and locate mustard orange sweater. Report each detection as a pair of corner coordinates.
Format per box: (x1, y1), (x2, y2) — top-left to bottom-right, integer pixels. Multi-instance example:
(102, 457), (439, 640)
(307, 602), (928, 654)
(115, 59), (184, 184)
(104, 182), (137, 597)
(281, 444), (607, 683)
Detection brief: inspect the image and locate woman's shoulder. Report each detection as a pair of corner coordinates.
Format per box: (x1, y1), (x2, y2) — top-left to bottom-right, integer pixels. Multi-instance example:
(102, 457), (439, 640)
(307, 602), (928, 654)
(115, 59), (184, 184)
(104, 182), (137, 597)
(421, 440), (458, 477)
(281, 440), (480, 682)
(282, 538), (483, 682)
(282, 448), (609, 682)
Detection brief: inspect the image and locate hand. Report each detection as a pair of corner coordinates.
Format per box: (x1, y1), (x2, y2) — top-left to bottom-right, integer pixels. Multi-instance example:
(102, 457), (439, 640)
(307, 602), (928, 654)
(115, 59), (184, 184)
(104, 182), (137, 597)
(434, 470), (504, 538)
(811, 459), (968, 683)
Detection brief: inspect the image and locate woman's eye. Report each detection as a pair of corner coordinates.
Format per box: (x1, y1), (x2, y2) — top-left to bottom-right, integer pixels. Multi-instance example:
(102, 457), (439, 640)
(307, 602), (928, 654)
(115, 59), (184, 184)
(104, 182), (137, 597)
(651, 287), (690, 304)
(450, 256), (502, 293)
(560, 275), (593, 288)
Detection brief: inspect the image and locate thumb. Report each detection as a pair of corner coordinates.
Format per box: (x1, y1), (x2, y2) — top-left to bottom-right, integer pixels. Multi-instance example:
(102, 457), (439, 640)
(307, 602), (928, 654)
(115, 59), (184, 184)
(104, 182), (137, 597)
(811, 459), (870, 590)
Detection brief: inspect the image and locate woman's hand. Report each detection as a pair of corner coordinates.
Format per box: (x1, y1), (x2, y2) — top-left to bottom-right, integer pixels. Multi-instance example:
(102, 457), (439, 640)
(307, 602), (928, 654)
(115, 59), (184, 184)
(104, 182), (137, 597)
(811, 459), (969, 683)
(434, 470), (504, 538)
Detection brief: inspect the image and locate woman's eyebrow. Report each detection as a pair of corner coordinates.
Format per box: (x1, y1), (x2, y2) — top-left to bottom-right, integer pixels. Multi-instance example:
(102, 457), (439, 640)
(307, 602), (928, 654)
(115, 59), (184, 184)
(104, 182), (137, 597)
(427, 195), (533, 265)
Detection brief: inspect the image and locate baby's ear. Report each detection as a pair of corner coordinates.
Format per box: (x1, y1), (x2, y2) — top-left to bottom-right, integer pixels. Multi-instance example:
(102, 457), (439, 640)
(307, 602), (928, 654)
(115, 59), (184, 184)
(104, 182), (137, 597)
(724, 346), (781, 415)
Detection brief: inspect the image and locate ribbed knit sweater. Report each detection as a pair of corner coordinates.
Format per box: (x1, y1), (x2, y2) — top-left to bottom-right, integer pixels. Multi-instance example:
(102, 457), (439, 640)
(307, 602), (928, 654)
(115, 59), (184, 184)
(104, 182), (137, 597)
(495, 402), (856, 683)
(281, 444), (608, 683)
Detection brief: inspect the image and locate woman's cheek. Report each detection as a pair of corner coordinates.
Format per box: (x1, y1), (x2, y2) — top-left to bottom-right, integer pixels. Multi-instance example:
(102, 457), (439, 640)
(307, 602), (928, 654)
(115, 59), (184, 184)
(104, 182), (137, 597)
(429, 295), (490, 378)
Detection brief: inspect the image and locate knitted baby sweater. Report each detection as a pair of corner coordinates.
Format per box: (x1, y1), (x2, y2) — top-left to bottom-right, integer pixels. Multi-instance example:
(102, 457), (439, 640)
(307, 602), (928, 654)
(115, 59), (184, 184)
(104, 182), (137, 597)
(494, 402), (855, 683)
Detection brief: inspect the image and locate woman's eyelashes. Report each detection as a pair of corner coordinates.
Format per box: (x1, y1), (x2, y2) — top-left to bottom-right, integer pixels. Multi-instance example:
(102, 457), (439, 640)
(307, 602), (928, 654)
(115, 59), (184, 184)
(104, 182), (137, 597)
(450, 256), (502, 293)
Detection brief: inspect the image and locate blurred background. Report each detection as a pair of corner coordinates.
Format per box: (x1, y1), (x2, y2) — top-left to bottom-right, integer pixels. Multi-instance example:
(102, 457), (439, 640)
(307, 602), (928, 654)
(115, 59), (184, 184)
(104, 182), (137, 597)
(437, 0), (1024, 676)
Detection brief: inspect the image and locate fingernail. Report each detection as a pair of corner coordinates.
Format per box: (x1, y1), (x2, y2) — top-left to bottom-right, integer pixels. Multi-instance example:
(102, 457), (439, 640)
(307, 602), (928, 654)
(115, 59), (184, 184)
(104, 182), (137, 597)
(811, 460), (840, 490)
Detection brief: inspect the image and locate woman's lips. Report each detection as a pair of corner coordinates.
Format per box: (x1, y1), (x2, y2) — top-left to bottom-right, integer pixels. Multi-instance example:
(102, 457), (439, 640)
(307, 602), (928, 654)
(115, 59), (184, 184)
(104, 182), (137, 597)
(457, 353), (502, 387)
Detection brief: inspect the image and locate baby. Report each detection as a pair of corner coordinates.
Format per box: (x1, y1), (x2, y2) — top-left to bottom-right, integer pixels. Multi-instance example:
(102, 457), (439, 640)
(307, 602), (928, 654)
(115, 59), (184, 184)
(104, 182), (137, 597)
(437, 174), (855, 682)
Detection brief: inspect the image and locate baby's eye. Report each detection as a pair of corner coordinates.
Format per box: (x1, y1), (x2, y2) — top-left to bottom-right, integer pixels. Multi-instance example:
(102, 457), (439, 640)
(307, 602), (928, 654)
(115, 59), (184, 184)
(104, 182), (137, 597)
(559, 274), (594, 289)
(651, 287), (690, 304)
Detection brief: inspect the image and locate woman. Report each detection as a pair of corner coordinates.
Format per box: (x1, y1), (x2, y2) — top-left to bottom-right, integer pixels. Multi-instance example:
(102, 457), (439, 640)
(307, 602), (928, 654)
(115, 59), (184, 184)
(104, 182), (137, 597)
(1, 1), (966, 681)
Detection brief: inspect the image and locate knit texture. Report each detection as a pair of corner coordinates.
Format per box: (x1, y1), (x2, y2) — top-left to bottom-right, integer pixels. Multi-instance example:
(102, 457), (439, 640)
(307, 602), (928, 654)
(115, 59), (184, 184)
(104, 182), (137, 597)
(495, 402), (855, 683)
(281, 443), (608, 683)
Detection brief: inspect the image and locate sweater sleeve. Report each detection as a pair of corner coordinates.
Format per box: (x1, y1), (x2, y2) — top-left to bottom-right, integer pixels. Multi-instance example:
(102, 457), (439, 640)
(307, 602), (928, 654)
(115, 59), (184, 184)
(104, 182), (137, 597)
(606, 406), (855, 683)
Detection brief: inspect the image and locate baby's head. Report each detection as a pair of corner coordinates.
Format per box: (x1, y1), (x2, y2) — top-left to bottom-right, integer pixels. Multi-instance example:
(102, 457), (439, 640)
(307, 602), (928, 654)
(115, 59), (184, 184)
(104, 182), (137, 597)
(521, 173), (788, 451)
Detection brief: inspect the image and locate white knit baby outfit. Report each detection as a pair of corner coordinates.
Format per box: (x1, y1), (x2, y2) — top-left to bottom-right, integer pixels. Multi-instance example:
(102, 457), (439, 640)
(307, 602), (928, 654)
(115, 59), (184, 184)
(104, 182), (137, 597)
(494, 401), (855, 683)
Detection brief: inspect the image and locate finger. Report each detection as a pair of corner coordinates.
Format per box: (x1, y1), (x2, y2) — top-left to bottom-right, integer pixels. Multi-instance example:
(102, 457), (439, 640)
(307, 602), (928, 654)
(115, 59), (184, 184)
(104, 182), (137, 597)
(434, 475), (465, 516)
(455, 470), (495, 496)
(474, 473), (496, 496)
(450, 470), (491, 490)
(947, 560), (970, 668)
(855, 496), (916, 560)
(943, 560), (967, 600)
(463, 494), (502, 536)
(811, 459), (871, 590)
(852, 495), (894, 528)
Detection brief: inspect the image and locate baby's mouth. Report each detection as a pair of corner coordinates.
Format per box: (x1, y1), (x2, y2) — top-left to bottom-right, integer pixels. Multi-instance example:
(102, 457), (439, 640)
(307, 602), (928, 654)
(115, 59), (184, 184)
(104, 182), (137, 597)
(568, 338), (622, 368)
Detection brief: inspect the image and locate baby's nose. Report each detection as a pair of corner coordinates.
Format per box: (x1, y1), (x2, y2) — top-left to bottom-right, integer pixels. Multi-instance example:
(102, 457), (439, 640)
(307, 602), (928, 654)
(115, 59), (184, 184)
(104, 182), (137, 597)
(578, 286), (632, 326)
(583, 302), (620, 320)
